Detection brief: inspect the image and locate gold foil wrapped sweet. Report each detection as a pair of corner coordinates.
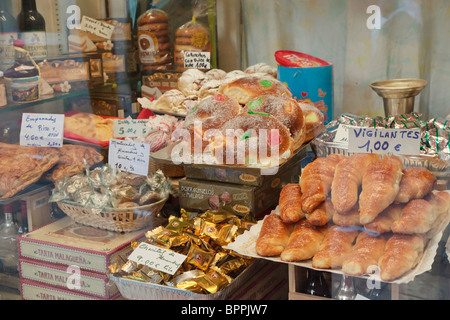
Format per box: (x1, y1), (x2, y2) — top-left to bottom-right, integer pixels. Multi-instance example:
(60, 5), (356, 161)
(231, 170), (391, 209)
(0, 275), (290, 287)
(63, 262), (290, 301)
(108, 208), (256, 295)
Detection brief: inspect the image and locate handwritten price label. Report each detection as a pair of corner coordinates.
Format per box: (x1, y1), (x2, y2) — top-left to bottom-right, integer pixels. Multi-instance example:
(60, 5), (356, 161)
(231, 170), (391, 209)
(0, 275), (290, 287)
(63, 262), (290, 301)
(128, 242), (187, 275)
(113, 119), (149, 138)
(80, 16), (115, 40)
(108, 139), (150, 176)
(184, 51), (211, 69)
(348, 126), (421, 155)
(20, 113), (64, 148)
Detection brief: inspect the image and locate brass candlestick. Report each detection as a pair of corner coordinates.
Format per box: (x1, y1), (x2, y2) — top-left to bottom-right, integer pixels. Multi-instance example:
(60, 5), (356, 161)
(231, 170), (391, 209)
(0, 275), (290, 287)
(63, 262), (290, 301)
(370, 79), (427, 116)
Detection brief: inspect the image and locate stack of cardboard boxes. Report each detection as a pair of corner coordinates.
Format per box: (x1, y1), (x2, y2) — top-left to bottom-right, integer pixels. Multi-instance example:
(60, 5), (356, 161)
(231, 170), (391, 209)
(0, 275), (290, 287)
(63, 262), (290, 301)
(18, 217), (145, 300)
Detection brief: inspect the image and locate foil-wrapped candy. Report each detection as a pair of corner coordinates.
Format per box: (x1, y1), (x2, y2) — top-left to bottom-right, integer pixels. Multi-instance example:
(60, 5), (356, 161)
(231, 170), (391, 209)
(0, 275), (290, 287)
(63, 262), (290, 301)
(108, 208), (255, 295)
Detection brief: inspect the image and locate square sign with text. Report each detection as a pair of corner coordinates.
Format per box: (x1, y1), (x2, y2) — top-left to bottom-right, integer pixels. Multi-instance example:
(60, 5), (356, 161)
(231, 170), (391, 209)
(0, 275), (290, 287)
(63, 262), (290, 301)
(108, 139), (150, 176)
(20, 113), (65, 148)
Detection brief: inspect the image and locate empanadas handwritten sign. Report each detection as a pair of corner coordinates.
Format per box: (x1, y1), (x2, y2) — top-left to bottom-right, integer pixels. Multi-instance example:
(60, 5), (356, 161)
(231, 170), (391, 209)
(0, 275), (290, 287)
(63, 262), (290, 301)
(128, 242), (187, 275)
(108, 139), (150, 176)
(20, 113), (64, 148)
(348, 127), (421, 155)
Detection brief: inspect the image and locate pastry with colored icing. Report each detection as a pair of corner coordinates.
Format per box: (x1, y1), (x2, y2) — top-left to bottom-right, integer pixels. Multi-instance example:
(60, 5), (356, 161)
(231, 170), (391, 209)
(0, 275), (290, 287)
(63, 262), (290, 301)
(242, 95), (306, 149)
(182, 94), (242, 152)
(210, 113), (294, 167)
(219, 76), (292, 105)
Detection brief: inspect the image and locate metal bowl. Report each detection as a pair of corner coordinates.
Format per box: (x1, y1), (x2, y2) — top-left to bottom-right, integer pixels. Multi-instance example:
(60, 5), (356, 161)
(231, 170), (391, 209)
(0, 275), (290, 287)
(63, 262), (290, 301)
(370, 79), (428, 116)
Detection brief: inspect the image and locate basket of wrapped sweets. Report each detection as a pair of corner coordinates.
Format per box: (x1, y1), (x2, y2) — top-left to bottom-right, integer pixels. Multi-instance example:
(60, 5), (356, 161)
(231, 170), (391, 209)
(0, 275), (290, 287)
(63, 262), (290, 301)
(108, 209), (259, 300)
(50, 165), (172, 232)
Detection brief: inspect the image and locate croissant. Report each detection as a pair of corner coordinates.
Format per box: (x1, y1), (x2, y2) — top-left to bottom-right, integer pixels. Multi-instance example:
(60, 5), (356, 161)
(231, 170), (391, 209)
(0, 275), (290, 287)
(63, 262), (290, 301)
(280, 220), (328, 262)
(378, 234), (425, 281)
(306, 198), (335, 226)
(279, 183), (305, 224)
(364, 203), (404, 234)
(391, 191), (450, 234)
(255, 214), (293, 257)
(312, 225), (359, 269)
(331, 153), (379, 214)
(332, 204), (361, 227)
(300, 154), (345, 213)
(359, 156), (403, 225)
(395, 167), (436, 203)
(342, 232), (388, 276)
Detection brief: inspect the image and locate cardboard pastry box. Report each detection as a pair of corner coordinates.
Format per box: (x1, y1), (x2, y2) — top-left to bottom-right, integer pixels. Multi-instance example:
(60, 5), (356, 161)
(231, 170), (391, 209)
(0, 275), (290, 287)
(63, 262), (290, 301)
(18, 217), (146, 274)
(179, 158), (302, 218)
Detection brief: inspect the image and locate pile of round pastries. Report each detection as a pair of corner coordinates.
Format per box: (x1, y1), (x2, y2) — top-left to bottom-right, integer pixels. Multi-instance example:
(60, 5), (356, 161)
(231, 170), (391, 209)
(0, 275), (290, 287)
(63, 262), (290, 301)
(152, 63), (325, 167)
(256, 153), (450, 281)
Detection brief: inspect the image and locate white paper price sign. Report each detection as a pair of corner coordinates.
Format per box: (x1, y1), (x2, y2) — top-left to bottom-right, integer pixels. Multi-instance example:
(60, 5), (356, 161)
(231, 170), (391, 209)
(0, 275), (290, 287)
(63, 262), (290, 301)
(184, 51), (211, 69)
(108, 139), (150, 176)
(128, 242), (187, 275)
(113, 119), (149, 138)
(333, 124), (351, 143)
(348, 126), (421, 155)
(20, 113), (64, 148)
(80, 16), (115, 40)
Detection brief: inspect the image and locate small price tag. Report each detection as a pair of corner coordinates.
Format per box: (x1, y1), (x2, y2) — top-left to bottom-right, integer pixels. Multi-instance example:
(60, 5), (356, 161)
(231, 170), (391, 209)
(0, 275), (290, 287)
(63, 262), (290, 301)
(184, 51), (211, 69)
(20, 113), (64, 148)
(113, 119), (149, 138)
(128, 242), (187, 275)
(333, 124), (351, 143)
(80, 16), (115, 40)
(108, 139), (150, 176)
(348, 126), (421, 155)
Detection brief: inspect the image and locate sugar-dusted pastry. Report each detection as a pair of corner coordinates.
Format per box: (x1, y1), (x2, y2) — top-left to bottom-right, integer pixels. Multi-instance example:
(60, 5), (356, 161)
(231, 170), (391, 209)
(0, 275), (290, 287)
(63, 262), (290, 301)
(364, 203), (404, 234)
(219, 76), (292, 105)
(391, 191), (450, 234)
(280, 219), (328, 262)
(306, 198), (335, 226)
(177, 68), (208, 96)
(153, 89), (186, 112)
(395, 167), (436, 203)
(210, 113), (294, 167)
(342, 232), (388, 276)
(331, 153), (379, 214)
(332, 204), (361, 227)
(242, 95), (306, 149)
(378, 234), (425, 281)
(359, 156), (404, 225)
(312, 225), (359, 269)
(245, 62), (278, 78)
(182, 94), (242, 152)
(255, 214), (293, 257)
(279, 183), (305, 224)
(300, 154), (345, 213)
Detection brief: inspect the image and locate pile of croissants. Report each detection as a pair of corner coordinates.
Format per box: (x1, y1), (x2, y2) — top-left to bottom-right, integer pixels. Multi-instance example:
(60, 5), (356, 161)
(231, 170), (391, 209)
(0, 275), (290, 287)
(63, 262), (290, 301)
(256, 153), (450, 281)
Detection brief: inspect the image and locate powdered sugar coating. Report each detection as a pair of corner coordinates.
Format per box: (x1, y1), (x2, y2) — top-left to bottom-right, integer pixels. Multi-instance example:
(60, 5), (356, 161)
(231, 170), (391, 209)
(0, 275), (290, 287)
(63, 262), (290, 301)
(243, 95), (306, 148)
(220, 76), (293, 105)
(211, 113), (293, 166)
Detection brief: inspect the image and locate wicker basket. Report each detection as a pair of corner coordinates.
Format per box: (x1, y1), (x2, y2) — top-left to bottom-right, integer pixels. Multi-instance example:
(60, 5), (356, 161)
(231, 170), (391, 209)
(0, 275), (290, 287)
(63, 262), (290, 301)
(149, 157), (185, 178)
(56, 195), (168, 232)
